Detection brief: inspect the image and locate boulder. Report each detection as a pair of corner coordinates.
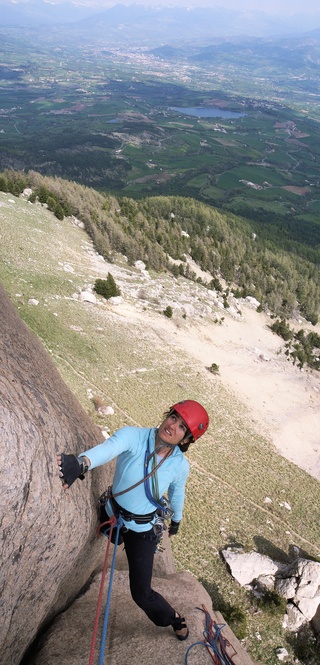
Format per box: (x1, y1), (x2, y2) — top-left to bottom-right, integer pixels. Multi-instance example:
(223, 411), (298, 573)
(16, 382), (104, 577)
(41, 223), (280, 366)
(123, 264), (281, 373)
(276, 558), (320, 627)
(245, 296), (260, 308)
(108, 295), (123, 305)
(221, 549), (283, 586)
(79, 290), (97, 304)
(134, 260), (146, 271)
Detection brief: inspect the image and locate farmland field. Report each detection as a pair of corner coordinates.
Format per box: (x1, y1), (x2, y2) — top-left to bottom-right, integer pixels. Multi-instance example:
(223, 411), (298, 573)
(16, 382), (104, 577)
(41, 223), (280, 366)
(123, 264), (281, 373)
(0, 33), (320, 244)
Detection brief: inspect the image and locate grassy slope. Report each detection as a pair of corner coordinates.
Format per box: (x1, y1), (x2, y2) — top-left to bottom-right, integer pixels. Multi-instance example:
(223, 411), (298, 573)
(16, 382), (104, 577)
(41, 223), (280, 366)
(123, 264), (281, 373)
(0, 192), (319, 664)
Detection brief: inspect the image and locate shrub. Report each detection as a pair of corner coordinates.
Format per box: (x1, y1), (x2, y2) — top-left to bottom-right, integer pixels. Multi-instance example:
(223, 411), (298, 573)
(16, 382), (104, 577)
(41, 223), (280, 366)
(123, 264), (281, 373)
(255, 589), (287, 616)
(94, 273), (121, 300)
(0, 175), (8, 192)
(163, 305), (173, 318)
(54, 203), (64, 220)
(286, 624), (320, 663)
(223, 295), (229, 309)
(308, 312), (318, 326)
(209, 276), (223, 292)
(222, 605), (247, 640)
(207, 363), (220, 375)
(270, 318), (293, 341)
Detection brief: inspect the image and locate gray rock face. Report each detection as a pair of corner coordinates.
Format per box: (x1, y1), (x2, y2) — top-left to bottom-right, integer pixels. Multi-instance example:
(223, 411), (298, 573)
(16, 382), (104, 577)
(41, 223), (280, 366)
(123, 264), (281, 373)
(30, 555), (258, 665)
(31, 568), (214, 665)
(0, 285), (111, 665)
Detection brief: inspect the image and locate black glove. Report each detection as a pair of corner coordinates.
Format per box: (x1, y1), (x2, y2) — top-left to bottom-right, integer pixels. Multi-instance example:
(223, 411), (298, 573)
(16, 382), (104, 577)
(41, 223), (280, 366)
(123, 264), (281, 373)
(168, 520), (180, 537)
(59, 453), (88, 487)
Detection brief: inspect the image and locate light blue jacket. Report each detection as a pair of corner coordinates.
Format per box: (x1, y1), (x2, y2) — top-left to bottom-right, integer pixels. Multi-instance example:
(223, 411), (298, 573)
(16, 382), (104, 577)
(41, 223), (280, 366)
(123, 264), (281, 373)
(82, 426), (190, 532)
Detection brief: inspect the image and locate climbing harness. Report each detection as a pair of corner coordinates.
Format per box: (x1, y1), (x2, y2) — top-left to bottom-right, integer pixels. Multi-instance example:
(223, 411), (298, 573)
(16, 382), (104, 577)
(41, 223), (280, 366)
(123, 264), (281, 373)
(88, 515), (123, 665)
(185, 605), (237, 665)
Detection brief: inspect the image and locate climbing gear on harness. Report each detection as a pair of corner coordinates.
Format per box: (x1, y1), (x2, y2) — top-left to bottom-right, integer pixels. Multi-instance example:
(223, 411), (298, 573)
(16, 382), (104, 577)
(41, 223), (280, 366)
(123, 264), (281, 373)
(58, 453), (88, 487)
(152, 514), (167, 552)
(97, 493), (126, 545)
(172, 613), (189, 641)
(98, 486), (156, 523)
(144, 432), (174, 517)
(169, 400), (209, 440)
(89, 516), (123, 665)
(143, 433), (175, 552)
(185, 605), (237, 665)
(168, 520), (180, 536)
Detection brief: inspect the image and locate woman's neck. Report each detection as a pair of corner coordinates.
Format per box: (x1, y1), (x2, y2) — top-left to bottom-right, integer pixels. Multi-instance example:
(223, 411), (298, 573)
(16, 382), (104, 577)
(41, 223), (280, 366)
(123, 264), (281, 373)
(155, 431), (174, 457)
(156, 446), (172, 458)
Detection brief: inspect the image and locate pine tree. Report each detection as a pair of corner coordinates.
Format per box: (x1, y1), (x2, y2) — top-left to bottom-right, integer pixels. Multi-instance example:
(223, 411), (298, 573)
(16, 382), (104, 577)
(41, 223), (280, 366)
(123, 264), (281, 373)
(94, 273), (121, 300)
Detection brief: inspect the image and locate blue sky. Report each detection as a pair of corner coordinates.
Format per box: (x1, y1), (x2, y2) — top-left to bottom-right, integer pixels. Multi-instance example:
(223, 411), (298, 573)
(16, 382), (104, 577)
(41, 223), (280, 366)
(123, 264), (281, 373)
(134, 0), (320, 10)
(82, 0), (319, 12)
(1, 0), (319, 11)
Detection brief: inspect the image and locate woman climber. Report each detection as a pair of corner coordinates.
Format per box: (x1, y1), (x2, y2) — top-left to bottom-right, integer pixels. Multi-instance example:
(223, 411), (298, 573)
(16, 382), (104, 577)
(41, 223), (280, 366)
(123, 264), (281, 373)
(57, 399), (209, 641)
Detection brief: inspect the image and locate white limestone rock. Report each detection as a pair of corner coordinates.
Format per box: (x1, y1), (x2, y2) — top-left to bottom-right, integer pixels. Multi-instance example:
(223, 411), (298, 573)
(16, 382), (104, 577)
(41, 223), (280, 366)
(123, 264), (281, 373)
(79, 291), (97, 304)
(222, 549), (283, 586)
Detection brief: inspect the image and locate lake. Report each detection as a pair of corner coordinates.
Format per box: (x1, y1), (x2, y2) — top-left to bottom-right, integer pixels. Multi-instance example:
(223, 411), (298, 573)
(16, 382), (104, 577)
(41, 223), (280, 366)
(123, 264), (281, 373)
(168, 106), (246, 119)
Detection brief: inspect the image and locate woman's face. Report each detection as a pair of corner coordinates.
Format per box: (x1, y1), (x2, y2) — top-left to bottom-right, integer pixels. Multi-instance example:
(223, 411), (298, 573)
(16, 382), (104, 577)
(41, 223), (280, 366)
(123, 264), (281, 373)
(157, 412), (188, 446)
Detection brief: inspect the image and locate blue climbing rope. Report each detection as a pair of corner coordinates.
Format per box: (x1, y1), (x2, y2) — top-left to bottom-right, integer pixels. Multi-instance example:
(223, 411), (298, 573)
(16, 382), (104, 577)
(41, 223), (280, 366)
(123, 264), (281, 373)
(143, 432), (173, 516)
(185, 606), (237, 665)
(98, 517), (123, 665)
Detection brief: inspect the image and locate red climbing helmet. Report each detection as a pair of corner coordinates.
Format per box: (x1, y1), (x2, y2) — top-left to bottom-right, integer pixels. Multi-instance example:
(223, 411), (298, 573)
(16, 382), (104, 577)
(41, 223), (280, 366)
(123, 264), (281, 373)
(169, 400), (209, 441)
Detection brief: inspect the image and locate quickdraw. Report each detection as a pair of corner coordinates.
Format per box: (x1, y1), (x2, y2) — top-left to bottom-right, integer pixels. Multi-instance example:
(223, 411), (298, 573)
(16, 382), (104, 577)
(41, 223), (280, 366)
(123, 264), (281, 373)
(185, 605), (238, 665)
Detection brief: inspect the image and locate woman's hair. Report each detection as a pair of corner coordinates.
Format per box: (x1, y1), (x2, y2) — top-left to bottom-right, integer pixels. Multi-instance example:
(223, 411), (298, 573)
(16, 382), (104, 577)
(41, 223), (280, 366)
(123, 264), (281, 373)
(178, 440), (192, 453)
(162, 409), (194, 453)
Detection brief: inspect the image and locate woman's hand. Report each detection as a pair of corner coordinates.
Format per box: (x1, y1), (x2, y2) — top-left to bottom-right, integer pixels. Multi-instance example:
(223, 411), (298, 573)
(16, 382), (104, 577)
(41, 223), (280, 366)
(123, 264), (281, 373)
(57, 454), (70, 490)
(168, 520), (180, 537)
(56, 453), (90, 489)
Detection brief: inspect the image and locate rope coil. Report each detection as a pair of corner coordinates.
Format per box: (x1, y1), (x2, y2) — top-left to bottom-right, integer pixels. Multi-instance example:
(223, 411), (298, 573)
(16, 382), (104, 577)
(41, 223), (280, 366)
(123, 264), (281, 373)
(185, 605), (238, 665)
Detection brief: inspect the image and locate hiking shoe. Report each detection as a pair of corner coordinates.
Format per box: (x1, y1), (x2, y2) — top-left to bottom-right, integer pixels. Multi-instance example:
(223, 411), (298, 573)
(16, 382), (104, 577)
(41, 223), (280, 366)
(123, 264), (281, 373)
(172, 613), (189, 641)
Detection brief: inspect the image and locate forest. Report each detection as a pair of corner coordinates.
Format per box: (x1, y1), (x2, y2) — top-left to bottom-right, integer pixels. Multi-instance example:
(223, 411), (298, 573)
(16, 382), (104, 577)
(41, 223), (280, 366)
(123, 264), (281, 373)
(0, 168), (319, 327)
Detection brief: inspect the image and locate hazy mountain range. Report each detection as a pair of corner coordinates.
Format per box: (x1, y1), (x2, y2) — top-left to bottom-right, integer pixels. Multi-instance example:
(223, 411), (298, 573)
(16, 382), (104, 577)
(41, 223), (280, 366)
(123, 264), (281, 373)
(1, 0), (320, 45)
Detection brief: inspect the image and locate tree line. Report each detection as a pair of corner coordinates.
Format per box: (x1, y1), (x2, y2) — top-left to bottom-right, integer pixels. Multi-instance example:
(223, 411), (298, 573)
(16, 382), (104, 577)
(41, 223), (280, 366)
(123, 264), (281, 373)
(0, 168), (319, 326)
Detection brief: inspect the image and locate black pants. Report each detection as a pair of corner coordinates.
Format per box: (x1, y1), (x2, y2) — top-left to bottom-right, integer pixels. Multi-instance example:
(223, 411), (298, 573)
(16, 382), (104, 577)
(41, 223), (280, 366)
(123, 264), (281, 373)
(122, 527), (176, 627)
